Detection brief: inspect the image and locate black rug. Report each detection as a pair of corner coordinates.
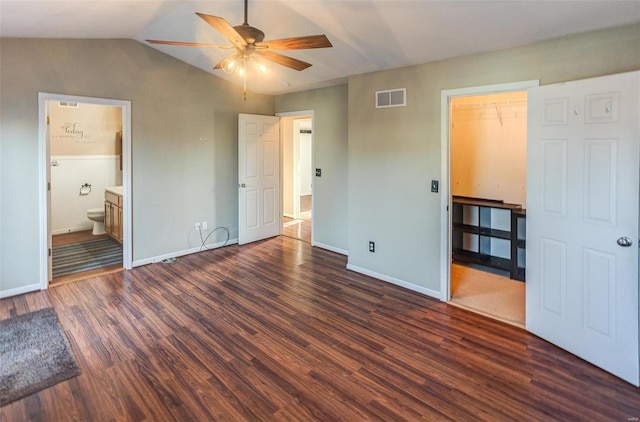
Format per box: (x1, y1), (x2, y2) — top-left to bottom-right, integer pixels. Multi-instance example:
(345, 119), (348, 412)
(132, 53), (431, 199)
(53, 237), (122, 278)
(0, 308), (81, 406)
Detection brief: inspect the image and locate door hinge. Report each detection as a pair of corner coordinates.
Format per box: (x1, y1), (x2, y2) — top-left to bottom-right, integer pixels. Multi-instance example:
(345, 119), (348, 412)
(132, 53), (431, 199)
(47, 182), (51, 191)
(48, 248), (52, 257)
(46, 116), (50, 125)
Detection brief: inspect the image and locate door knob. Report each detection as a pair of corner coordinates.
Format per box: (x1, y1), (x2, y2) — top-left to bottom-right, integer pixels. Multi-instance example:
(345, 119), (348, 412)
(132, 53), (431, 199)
(617, 237), (633, 247)
(239, 183), (246, 188)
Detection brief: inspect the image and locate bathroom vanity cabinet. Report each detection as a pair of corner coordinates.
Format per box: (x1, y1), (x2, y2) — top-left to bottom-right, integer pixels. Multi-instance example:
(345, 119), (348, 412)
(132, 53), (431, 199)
(105, 190), (123, 244)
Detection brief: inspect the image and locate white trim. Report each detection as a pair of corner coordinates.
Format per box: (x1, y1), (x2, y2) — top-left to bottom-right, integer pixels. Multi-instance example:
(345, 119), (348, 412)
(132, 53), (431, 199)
(132, 238), (238, 267)
(346, 264), (441, 299)
(52, 225), (93, 236)
(39, 92), (133, 291)
(276, 110), (315, 245)
(439, 80), (539, 302)
(0, 283), (42, 299)
(313, 241), (348, 256)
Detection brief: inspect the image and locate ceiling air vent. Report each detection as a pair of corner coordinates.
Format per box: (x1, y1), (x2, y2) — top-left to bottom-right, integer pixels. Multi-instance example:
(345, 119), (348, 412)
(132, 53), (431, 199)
(376, 88), (406, 108)
(58, 101), (79, 108)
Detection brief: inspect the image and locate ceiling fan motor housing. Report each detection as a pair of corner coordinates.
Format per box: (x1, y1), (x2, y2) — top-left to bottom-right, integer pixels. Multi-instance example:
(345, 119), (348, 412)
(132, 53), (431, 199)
(234, 24), (265, 44)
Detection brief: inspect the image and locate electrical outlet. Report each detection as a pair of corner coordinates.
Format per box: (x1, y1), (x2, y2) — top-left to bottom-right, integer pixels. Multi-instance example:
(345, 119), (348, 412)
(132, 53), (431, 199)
(195, 222), (200, 231)
(202, 221), (208, 230)
(315, 168), (322, 177)
(369, 241), (375, 253)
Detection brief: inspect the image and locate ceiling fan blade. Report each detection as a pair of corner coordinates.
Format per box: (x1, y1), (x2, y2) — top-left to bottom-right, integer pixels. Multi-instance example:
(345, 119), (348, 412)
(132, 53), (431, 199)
(146, 39), (232, 49)
(259, 51), (312, 71)
(196, 12), (247, 47)
(257, 34), (332, 50)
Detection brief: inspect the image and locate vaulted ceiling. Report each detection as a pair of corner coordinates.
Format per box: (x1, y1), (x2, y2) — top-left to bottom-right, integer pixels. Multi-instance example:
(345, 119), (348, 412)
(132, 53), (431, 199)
(2, 1), (639, 95)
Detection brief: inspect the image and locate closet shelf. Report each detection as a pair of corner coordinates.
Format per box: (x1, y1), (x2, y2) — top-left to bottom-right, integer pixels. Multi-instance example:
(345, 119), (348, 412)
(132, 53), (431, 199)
(451, 196), (526, 281)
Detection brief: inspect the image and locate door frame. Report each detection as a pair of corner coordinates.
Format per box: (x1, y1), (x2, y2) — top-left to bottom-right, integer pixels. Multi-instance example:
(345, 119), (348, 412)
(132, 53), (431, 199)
(276, 110), (315, 245)
(38, 92), (132, 290)
(439, 80), (539, 301)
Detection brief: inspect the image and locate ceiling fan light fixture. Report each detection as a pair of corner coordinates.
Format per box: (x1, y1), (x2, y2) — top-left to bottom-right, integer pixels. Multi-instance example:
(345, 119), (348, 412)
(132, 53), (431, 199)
(220, 52), (241, 74)
(149, 1), (332, 100)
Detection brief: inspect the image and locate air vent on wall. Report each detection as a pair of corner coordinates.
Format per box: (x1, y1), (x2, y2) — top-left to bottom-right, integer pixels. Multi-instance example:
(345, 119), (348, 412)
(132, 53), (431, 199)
(58, 101), (79, 108)
(376, 88), (406, 108)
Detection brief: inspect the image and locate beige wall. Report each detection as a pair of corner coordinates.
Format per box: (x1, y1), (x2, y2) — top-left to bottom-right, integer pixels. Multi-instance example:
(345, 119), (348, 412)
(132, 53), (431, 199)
(0, 38), (274, 295)
(347, 23), (640, 295)
(50, 102), (122, 156)
(276, 84), (349, 252)
(2, 23), (639, 297)
(281, 117), (295, 217)
(451, 92), (527, 206)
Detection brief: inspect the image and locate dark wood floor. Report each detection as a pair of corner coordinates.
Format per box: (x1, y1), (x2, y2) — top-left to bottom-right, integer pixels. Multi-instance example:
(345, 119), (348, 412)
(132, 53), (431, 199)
(1, 236), (638, 421)
(52, 230), (107, 247)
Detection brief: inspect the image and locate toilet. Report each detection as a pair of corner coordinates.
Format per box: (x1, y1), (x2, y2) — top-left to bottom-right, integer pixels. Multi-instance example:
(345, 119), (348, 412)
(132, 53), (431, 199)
(86, 208), (106, 235)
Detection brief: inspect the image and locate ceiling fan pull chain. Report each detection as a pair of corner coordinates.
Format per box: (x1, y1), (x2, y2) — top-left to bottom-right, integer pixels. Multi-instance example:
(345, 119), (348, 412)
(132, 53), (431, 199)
(243, 59), (248, 101)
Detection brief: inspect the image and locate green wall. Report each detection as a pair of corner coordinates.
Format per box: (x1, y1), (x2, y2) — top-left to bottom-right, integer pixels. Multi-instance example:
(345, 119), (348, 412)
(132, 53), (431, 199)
(347, 23), (640, 295)
(2, 23), (639, 299)
(0, 38), (274, 295)
(276, 84), (349, 253)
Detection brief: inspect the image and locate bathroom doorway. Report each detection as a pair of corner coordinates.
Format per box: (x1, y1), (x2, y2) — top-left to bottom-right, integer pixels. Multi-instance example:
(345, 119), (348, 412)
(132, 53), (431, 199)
(39, 93), (132, 289)
(279, 113), (313, 244)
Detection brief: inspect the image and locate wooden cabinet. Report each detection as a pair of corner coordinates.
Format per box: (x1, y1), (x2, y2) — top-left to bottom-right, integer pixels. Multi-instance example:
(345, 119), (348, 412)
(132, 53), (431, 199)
(451, 196), (525, 281)
(105, 190), (123, 244)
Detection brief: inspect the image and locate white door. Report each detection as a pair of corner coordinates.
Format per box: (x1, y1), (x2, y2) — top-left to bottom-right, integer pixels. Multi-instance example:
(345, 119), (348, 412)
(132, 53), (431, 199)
(46, 111), (53, 283)
(527, 71), (639, 386)
(238, 113), (280, 245)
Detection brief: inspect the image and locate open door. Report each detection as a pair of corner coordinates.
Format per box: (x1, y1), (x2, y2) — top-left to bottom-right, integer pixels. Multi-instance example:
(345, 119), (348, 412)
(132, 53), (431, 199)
(527, 71), (639, 385)
(46, 111), (52, 283)
(238, 113), (281, 245)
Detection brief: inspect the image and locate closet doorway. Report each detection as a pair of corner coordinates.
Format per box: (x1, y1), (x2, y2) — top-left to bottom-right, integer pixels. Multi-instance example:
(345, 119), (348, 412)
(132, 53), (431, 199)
(280, 114), (313, 244)
(442, 83), (537, 327)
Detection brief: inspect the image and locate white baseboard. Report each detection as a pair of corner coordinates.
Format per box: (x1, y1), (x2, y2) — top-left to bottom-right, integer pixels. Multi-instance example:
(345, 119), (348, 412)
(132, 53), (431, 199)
(0, 282), (42, 299)
(132, 238), (238, 267)
(312, 241), (348, 256)
(52, 225), (93, 236)
(345, 263), (441, 299)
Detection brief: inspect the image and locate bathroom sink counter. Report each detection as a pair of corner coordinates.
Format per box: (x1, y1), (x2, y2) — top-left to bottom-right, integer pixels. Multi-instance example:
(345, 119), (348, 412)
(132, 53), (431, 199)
(105, 186), (123, 196)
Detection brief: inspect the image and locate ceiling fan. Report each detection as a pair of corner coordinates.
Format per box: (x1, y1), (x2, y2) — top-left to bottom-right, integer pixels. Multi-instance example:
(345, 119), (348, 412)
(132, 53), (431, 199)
(146, 0), (332, 98)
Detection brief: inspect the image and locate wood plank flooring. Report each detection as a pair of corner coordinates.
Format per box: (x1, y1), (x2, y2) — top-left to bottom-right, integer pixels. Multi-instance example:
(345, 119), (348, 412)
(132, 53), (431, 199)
(1, 236), (638, 421)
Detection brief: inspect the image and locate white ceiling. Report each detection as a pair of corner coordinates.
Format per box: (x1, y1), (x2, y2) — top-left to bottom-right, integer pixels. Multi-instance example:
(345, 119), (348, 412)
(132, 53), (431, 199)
(2, 1), (639, 95)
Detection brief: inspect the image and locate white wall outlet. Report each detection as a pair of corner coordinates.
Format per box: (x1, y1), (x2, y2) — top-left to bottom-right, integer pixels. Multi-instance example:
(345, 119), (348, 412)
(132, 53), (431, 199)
(202, 221), (208, 230)
(195, 222), (200, 231)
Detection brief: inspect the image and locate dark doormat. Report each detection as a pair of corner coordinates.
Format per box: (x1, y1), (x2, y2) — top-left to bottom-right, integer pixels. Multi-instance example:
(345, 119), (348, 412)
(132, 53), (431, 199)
(53, 237), (122, 278)
(0, 308), (81, 406)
